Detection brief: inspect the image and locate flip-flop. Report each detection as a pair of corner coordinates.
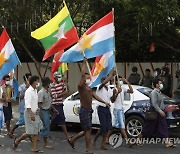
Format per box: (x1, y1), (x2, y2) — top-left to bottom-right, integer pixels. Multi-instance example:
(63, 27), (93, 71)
(44, 145), (53, 149)
(13, 138), (18, 150)
(31, 149), (44, 153)
(67, 138), (75, 149)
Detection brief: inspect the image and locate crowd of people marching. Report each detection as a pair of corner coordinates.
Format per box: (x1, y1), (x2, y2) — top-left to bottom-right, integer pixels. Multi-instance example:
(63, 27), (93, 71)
(0, 60), (179, 153)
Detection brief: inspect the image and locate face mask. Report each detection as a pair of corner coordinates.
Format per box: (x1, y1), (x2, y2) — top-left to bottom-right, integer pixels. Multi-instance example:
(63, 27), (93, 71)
(36, 83), (40, 88)
(119, 81), (123, 86)
(5, 81), (11, 86)
(154, 71), (157, 77)
(105, 82), (110, 86)
(86, 79), (91, 85)
(58, 78), (62, 82)
(159, 83), (163, 90)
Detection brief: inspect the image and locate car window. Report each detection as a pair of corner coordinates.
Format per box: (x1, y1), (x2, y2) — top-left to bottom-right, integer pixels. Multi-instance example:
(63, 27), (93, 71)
(124, 92), (130, 101)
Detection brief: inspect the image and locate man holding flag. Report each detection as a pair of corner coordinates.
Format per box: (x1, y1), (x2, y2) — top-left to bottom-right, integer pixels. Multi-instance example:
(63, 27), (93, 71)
(68, 58), (111, 154)
(0, 28), (20, 137)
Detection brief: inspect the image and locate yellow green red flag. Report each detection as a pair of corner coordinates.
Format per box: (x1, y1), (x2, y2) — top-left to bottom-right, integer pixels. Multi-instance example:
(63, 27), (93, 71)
(31, 1), (79, 61)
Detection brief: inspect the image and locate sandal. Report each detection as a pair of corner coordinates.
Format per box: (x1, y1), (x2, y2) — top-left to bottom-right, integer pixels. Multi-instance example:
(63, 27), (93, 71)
(13, 138), (18, 150)
(44, 145), (53, 149)
(67, 138), (75, 149)
(31, 149), (44, 153)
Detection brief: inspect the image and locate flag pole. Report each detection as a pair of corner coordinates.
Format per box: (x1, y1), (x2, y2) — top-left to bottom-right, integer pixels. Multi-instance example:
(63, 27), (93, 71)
(112, 8), (124, 106)
(82, 52), (92, 78)
(112, 8), (120, 86)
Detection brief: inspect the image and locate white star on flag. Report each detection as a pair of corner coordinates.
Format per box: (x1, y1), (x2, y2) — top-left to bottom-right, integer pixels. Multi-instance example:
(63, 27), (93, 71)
(53, 22), (67, 40)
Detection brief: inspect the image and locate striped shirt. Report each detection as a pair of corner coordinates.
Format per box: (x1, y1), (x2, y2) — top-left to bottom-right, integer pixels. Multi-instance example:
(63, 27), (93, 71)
(50, 82), (66, 105)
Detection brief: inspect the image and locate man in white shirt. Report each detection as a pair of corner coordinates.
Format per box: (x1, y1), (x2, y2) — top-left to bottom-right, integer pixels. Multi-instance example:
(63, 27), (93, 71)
(13, 76), (43, 153)
(93, 72), (115, 150)
(111, 76), (133, 145)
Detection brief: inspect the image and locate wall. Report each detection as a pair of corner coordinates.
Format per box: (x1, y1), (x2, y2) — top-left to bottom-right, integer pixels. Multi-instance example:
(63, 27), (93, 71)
(15, 62), (180, 94)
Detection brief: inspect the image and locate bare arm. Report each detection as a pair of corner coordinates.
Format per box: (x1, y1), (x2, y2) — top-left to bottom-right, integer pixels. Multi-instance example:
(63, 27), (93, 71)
(99, 69), (116, 90)
(122, 78), (133, 93)
(79, 58), (86, 87)
(92, 92), (110, 107)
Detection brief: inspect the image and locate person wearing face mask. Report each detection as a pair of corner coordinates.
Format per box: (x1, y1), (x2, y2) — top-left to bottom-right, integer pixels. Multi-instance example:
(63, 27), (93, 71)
(173, 69), (180, 100)
(153, 68), (161, 79)
(13, 75), (44, 152)
(1, 75), (13, 137)
(137, 78), (176, 148)
(9, 73), (32, 138)
(109, 76), (133, 146)
(92, 71), (115, 150)
(128, 66), (141, 85)
(50, 72), (71, 145)
(68, 58), (111, 154)
(38, 77), (59, 149)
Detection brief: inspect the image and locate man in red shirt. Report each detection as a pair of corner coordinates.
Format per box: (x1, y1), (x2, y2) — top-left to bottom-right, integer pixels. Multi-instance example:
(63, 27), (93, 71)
(50, 72), (70, 144)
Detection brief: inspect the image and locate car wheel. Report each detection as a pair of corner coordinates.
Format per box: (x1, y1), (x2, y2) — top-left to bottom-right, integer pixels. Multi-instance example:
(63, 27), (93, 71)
(125, 116), (144, 138)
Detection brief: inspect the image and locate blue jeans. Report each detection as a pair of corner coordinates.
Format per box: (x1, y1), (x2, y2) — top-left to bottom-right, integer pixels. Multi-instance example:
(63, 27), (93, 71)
(113, 108), (125, 129)
(40, 109), (50, 138)
(16, 112), (25, 126)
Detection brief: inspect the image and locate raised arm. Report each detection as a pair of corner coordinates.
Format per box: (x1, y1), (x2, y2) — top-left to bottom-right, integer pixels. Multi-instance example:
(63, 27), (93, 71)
(121, 78), (133, 93)
(79, 58), (87, 87)
(99, 69), (116, 90)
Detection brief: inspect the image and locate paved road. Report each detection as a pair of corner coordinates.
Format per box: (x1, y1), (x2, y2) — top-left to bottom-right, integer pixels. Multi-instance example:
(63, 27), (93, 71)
(0, 105), (179, 154)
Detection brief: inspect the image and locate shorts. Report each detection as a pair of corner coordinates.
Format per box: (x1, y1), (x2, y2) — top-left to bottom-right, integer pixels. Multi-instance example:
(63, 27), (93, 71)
(98, 106), (112, 133)
(51, 104), (65, 125)
(16, 113), (25, 126)
(24, 110), (43, 135)
(113, 108), (125, 129)
(79, 107), (93, 131)
(3, 102), (12, 122)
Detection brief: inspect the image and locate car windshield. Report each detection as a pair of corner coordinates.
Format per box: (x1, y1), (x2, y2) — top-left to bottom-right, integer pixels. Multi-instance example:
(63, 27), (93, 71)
(137, 87), (170, 100)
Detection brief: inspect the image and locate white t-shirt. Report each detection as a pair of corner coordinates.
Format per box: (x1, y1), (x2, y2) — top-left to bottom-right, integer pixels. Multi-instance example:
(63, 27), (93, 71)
(96, 85), (113, 107)
(24, 86), (38, 113)
(114, 87), (128, 109)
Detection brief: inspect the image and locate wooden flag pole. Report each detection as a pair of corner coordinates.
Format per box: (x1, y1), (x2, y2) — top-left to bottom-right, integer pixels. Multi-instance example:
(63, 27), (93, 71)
(82, 51), (92, 78)
(112, 8), (120, 87)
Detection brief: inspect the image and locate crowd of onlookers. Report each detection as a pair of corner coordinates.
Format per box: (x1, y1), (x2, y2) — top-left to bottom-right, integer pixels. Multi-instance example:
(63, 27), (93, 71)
(128, 66), (180, 99)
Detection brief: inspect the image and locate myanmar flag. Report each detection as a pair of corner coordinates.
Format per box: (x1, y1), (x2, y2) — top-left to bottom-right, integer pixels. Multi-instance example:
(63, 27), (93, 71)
(31, 1), (79, 61)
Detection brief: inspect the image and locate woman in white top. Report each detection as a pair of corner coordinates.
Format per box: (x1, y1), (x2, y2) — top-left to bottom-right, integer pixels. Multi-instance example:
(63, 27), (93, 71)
(13, 76), (43, 153)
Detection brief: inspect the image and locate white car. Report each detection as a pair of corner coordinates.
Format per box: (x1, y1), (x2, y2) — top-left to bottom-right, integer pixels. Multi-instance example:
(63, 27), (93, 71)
(63, 85), (180, 137)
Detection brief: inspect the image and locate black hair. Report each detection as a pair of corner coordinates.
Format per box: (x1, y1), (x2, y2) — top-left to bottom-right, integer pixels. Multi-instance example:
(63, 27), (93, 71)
(29, 75), (39, 85)
(145, 69), (150, 72)
(132, 66), (138, 72)
(23, 73), (32, 81)
(3, 75), (10, 80)
(152, 78), (161, 88)
(115, 75), (122, 82)
(41, 77), (51, 87)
